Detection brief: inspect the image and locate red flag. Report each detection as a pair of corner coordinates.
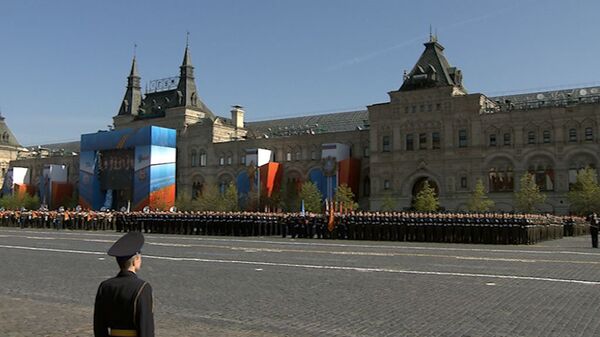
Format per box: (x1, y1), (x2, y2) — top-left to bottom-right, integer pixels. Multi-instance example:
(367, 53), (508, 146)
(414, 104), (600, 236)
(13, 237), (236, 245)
(327, 200), (335, 232)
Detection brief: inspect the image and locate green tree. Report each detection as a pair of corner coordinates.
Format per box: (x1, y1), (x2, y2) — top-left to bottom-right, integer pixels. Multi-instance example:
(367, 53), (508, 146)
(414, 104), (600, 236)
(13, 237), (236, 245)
(196, 184), (223, 211)
(0, 193), (40, 210)
(514, 172), (546, 213)
(380, 193), (396, 211)
(413, 180), (439, 212)
(175, 192), (196, 211)
(568, 167), (600, 215)
(467, 178), (494, 212)
(334, 184), (358, 211)
(298, 181), (322, 213)
(222, 183), (239, 212)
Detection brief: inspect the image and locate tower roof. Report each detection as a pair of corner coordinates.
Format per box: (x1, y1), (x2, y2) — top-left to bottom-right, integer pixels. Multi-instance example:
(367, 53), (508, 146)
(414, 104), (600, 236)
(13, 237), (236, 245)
(399, 37), (464, 92)
(0, 115), (22, 148)
(129, 56), (140, 78)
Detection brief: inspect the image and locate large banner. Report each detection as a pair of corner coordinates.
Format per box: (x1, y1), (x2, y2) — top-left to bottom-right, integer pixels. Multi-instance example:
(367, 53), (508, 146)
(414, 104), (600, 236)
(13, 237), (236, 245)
(79, 126), (177, 210)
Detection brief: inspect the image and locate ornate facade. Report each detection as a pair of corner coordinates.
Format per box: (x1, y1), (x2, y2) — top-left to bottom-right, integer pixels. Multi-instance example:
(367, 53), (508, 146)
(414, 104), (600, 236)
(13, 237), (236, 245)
(8, 37), (600, 213)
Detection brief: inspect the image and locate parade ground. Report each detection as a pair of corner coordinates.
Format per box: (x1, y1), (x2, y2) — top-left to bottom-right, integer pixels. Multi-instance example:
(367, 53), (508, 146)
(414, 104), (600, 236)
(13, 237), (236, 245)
(2, 228), (600, 337)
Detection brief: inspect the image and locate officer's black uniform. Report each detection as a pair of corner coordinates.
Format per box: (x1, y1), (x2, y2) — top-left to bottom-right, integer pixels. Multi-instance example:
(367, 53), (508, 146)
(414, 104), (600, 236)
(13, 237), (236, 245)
(94, 232), (154, 337)
(589, 214), (598, 248)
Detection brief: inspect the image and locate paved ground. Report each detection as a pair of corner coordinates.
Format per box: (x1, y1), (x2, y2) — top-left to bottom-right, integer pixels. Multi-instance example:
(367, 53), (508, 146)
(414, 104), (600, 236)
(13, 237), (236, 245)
(1, 228), (600, 337)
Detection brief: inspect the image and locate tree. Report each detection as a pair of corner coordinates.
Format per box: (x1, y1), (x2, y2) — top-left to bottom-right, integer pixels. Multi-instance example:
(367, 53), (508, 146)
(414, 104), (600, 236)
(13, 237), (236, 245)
(568, 167), (600, 215)
(334, 184), (358, 211)
(175, 192), (196, 211)
(196, 184), (223, 211)
(413, 180), (439, 212)
(380, 193), (396, 211)
(514, 172), (546, 213)
(222, 183), (239, 212)
(467, 178), (494, 212)
(298, 181), (322, 213)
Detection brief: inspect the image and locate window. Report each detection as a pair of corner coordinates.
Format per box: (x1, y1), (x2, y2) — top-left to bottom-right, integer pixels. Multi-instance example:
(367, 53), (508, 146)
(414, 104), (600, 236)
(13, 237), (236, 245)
(585, 127), (593, 141)
(427, 104), (432, 112)
(384, 179), (391, 190)
(295, 151), (302, 161)
(241, 155), (246, 165)
(382, 136), (391, 152)
(460, 176), (467, 189)
(432, 132), (440, 149)
(569, 128), (577, 142)
(363, 146), (369, 158)
(489, 134), (497, 147)
(503, 133), (511, 146)
(406, 134), (414, 151)
(190, 150), (198, 167)
(420, 105), (425, 112)
(529, 165), (554, 191)
(200, 153), (207, 166)
(419, 133), (427, 150)
(458, 129), (467, 148)
(311, 150), (318, 160)
(286, 151), (292, 161)
(527, 131), (536, 145)
(488, 167), (514, 192)
(569, 166), (597, 190)
(219, 156), (225, 166)
(543, 130), (551, 144)
(411, 106), (416, 113)
(436, 103), (441, 111)
(227, 155), (232, 165)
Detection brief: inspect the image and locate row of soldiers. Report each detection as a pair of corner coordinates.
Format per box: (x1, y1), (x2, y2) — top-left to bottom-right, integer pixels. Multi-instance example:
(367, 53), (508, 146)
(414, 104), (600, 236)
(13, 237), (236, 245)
(0, 210), (115, 231)
(0, 209), (588, 245)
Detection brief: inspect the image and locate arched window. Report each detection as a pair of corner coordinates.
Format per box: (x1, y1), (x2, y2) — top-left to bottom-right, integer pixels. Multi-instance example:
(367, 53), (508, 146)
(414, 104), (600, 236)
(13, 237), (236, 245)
(527, 131), (536, 145)
(543, 130), (551, 144)
(190, 149), (198, 167)
(192, 179), (204, 199)
(569, 128), (577, 142)
(199, 152), (207, 166)
(527, 157), (554, 191)
(568, 154), (597, 189)
(219, 154), (225, 166)
(488, 159), (514, 192)
(226, 152), (233, 165)
(585, 127), (593, 141)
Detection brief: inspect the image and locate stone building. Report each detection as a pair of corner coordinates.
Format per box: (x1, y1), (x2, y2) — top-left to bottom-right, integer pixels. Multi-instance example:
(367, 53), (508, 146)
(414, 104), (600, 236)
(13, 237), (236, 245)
(8, 37), (600, 213)
(0, 114), (24, 190)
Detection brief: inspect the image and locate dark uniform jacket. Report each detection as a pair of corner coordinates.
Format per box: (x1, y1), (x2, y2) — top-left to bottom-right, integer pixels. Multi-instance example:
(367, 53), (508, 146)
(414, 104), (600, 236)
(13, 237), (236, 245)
(94, 271), (154, 337)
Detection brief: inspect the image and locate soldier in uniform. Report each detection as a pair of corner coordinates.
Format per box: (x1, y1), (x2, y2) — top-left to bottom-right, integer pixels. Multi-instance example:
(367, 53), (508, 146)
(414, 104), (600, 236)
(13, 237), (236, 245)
(589, 213), (598, 248)
(94, 232), (154, 337)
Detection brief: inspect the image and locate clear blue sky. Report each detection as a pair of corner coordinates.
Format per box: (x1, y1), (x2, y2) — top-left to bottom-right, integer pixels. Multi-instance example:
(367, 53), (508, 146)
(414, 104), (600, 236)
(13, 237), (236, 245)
(1, 0), (599, 146)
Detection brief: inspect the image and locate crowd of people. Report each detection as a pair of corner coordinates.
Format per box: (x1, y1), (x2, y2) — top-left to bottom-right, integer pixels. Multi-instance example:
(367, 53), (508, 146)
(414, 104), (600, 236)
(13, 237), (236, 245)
(0, 209), (589, 245)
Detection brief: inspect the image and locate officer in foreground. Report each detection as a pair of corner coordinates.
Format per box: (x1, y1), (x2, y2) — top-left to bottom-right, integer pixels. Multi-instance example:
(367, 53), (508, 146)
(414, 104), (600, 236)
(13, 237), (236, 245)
(94, 232), (154, 337)
(589, 213), (598, 248)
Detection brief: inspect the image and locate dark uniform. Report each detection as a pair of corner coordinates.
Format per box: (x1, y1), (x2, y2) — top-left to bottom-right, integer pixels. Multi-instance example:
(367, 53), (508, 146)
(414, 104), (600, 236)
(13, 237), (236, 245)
(94, 232), (154, 337)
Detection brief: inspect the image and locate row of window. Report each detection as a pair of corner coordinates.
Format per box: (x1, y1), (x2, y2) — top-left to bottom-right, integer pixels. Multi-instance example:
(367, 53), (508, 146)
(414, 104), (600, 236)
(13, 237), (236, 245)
(382, 127), (595, 152)
(404, 103), (444, 114)
(380, 167), (595, 193)
(191, 146), (371, 167)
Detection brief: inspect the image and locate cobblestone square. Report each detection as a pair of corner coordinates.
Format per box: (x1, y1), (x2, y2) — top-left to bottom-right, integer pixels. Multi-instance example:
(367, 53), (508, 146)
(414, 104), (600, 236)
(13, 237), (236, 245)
(1, 228), (600, 336)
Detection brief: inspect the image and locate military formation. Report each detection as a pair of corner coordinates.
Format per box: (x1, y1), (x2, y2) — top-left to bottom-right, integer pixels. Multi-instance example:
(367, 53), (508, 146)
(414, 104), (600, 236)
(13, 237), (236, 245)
(0, 209), (589, 245)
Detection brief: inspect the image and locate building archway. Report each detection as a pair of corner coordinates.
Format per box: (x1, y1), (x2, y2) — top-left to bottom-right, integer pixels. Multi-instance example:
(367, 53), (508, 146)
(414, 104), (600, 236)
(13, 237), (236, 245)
(411, 177), (439, 199)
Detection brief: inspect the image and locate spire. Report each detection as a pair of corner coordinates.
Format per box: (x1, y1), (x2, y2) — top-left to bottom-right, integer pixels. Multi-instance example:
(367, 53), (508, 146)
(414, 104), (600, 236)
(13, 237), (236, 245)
(399, 38), (464, 92)
(118, 53), (142, 116)
(177, 35), (199, 108)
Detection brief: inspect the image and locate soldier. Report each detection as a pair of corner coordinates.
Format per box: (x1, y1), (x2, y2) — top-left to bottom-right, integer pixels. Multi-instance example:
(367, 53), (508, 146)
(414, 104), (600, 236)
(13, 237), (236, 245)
(94, 231), (154, 337)
(589, 213), (598, 248)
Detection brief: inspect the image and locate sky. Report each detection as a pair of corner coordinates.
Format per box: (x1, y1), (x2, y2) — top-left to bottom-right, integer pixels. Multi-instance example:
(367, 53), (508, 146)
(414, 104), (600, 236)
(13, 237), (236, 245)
(0, 0), (599, 146)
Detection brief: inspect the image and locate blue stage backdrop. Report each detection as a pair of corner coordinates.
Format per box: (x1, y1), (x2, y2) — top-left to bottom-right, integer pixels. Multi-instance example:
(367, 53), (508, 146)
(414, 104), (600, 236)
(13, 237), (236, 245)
(79, 126), (177, 211)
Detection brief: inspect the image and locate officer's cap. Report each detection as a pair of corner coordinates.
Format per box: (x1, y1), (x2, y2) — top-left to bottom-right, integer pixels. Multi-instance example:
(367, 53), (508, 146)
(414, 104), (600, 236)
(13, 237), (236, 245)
(108, 232), (144, 258)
